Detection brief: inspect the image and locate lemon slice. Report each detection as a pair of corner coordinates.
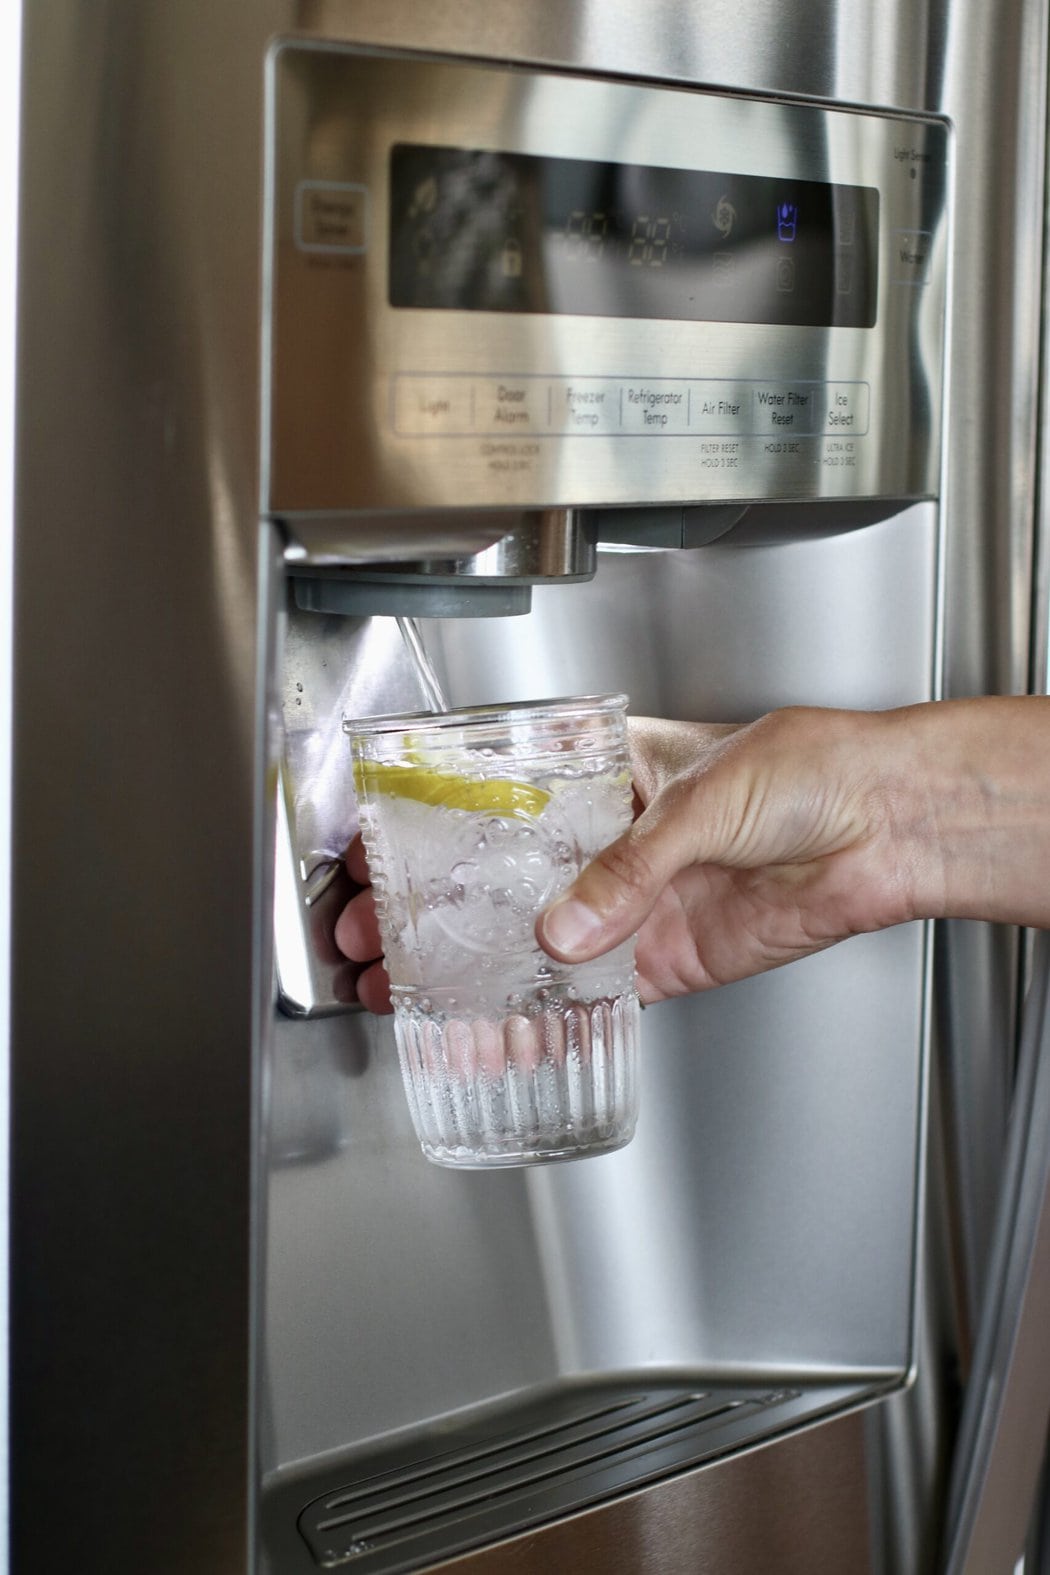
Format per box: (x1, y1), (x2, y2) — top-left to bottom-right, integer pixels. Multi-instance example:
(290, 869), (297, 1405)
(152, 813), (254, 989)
(353, 761), (550, 819)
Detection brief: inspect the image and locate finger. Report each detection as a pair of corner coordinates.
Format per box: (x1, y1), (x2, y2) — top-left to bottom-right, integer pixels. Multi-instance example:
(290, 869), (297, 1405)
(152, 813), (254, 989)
(536, 755), (761, 964)
(345, 833), (372, 885)
(627, 716), (742, 804)
(537, 723), (748, 966)
(538, 788), (708, 962)
(334, 886), (383, 963)
(355, 959), (393, 1015)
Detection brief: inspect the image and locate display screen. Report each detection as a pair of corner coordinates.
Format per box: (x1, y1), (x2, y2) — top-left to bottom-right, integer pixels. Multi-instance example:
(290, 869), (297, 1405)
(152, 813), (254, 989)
(389, 145), (878, 328)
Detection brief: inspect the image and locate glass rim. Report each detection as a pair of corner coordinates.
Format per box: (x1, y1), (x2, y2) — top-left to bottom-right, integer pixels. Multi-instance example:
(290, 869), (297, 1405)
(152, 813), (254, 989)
(343, 692), (628, 739)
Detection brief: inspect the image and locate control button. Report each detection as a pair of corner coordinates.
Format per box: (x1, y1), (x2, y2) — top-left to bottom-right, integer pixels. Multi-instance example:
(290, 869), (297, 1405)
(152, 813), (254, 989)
(776, 203), (799, 243)
(295, 181), (368, 254)
(712, 194), (737, 240)
(390, 373), (865, 443)
(775, 257), (796, 293)
(821, 383), (870, 434)
(393, 376), (473, 436)
(835, 251), (855, 295)
(751, 383), (815, 435)
(474, 378), (548, 434)
(620, 382), (689, 434)
(894, 229), (932, 285)
(689, 384), (751, 435)
(836, 201), (857, 248)
(550, 380), (618, 435)
(713, 252), (736, 286)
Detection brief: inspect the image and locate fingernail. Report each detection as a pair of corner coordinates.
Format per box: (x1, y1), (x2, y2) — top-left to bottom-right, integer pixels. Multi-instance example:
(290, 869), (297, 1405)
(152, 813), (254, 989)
(540, 897), (605, 958)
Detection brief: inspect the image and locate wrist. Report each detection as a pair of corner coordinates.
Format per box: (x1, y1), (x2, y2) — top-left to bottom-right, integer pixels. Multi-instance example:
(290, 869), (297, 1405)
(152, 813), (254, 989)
(880, 697), (1050, 927)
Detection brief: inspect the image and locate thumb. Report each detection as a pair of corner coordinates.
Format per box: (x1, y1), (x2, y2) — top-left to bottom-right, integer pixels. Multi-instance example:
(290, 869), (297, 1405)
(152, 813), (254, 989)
(538, 805), (695, 962)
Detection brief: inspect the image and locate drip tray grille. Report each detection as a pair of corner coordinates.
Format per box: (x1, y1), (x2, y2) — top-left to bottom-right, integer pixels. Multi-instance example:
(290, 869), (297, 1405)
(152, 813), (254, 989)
(268, 1378), (876, 1573)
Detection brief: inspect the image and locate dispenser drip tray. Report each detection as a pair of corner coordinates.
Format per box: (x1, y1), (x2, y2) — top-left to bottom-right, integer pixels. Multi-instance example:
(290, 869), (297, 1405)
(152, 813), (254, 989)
(263, 1375), (888, 1573)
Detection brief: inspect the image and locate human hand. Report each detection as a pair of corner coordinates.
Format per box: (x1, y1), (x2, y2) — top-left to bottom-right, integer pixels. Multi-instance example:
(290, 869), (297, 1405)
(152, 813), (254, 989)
(333, 704), (912, 1011)
(537, 707), (934, 1002)
(335, 698), (1050, 1012)
(333, 834), (393, 1014)
(537, 698), (1050, 1002)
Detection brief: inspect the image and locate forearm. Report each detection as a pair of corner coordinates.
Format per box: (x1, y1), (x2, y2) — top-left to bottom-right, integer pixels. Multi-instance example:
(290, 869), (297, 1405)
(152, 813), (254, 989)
(879, 696), (1050, 928)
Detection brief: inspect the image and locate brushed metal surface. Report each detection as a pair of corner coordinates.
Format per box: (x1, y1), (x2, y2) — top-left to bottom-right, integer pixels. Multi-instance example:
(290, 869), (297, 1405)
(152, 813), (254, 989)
(262, 507), (937, 1475)
(299, 0), (943, 114)
(424, 1404), (876, 1575)
(13, 4), (279, 1571)
(267, 47), (947, 526)
(934, 0), (1050, 1341)
(425, 503), (939, 718)
(263, 930), (925, 1468)
(943, 932), (1050, 1573)
(10, 4), (1045, 1575)
(260, 1379), (877, 1574)
(276, 0), (1048, 1371)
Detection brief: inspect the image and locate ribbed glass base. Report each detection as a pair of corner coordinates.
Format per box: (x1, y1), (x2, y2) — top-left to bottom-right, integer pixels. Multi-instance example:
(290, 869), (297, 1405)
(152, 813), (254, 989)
(393, 993), (640, 1168)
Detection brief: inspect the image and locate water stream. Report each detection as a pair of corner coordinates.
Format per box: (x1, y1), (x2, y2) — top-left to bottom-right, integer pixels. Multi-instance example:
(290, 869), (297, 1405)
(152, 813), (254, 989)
(396, 616), (451, 713)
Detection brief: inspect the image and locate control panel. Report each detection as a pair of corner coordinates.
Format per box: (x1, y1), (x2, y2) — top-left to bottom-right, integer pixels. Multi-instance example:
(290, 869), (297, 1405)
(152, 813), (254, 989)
(265, 45), (948, 518)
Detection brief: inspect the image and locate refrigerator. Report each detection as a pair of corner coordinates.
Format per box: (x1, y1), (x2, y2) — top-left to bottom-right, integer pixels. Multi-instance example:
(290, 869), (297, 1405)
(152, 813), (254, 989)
(7, 2), (1050, 1571)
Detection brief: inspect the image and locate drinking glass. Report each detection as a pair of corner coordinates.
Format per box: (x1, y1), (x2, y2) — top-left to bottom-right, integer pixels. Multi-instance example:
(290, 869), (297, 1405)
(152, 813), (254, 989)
(345, 694), (639, 1168)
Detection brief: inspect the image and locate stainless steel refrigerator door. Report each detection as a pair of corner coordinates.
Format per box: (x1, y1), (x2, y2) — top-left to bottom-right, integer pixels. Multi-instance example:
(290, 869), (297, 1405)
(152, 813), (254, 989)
(258, 505), (938, 1575)
(942, 931), (1050, 1572)
(9, 4), (1048, 1575)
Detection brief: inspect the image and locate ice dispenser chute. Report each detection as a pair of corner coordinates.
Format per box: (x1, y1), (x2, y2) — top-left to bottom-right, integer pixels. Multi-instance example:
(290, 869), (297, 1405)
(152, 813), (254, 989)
(285, 508), (596, 619)
(274, 503), (598, 1019)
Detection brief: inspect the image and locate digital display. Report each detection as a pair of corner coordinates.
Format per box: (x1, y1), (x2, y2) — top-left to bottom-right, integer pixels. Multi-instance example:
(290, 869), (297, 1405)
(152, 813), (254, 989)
(389, 146), (878, 328)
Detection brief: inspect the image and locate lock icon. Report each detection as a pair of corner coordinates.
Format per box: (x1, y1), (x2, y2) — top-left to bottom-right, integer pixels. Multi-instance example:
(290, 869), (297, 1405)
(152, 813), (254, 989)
(501, 238), (523, 278)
